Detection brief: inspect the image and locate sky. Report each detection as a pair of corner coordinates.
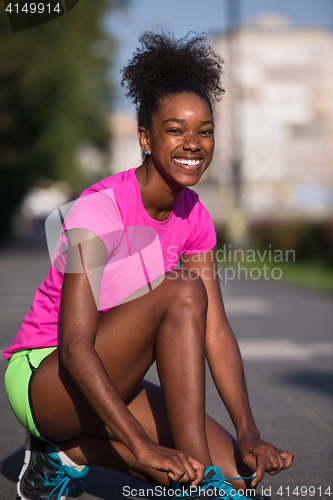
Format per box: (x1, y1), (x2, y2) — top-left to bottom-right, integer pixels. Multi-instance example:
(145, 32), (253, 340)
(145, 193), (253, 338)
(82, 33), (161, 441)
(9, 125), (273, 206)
(105, 0), (333, 109)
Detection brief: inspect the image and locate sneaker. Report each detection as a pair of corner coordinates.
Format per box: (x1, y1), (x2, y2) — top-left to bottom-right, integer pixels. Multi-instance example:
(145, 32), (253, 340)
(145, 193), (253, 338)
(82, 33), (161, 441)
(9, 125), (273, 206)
(17, 433), (89, 500)
(171, 465), (254, 499)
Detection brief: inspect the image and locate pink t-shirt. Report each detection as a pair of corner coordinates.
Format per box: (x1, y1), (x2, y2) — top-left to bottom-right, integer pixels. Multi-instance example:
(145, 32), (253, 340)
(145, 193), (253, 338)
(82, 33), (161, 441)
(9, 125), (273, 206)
(3, 168), (216, 360)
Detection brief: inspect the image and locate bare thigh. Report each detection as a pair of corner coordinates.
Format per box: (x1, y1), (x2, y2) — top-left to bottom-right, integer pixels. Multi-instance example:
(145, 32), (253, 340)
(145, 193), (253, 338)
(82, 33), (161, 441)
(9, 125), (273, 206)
(88, 380), (252, 482)
(30, 270), (208, 443)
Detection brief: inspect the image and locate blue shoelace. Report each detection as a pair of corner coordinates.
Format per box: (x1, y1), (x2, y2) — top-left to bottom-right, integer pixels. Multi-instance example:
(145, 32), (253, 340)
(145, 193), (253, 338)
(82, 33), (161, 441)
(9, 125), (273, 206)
(33, 452), (70, 500)
(34, 448), (88, 500)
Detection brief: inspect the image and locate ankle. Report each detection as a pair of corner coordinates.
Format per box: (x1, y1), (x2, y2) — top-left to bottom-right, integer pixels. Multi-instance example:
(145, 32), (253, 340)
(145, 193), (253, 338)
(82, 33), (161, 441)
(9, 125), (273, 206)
(56, 444), (86, 468)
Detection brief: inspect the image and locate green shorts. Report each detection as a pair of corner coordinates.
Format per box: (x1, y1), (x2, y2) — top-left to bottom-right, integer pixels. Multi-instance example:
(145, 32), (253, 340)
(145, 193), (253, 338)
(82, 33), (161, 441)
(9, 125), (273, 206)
(4, 347), (57, 441)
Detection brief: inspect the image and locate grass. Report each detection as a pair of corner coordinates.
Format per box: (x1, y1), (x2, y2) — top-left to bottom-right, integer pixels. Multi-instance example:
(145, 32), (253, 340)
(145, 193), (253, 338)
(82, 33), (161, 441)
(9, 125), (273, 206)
(215, 244), (333, 293)
(273, 260), (333, 292)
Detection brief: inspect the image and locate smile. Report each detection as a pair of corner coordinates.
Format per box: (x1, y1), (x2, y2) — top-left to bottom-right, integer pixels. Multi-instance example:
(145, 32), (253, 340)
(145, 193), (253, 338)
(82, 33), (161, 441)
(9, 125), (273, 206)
(174, 158), (201, 166)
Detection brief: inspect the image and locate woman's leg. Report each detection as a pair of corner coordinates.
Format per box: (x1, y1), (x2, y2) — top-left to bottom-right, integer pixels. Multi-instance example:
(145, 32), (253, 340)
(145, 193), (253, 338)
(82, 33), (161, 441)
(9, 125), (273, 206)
(30, 271), (252, 490)
(30, 271), (211, 462)
(59, 380), (253, 490)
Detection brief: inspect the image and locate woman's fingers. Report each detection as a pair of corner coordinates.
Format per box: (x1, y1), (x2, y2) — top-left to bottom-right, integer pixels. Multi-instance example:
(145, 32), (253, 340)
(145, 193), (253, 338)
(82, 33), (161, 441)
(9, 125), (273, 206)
(165, 452), (194, 482)
(173, 453), (206, 485)
(137, 443), (205, 485)
(267, 449), (294, 475)
(163, 450), (205, 484)
(187, 456), (206, 485)
(280, 450), (294, 469)
(266, 449), (284, 475)
(239, 434), (294, 486)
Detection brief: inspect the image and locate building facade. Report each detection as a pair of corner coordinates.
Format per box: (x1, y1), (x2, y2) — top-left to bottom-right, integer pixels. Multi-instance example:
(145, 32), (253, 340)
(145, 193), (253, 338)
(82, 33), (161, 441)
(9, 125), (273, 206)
(207, 13), (333, 226)
(110, 14), (333, 228)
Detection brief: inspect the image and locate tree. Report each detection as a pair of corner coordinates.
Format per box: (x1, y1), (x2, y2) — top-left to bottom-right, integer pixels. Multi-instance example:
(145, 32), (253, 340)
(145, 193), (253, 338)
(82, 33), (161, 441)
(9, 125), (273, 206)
(0, 0), (127, 238)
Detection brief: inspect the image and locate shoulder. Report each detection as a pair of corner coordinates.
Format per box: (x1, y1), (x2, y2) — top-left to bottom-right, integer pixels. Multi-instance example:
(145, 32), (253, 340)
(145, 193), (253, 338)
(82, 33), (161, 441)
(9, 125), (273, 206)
(176, 187), (199, 217)
(181, 186), (199, 204)
(177, 187), (212, 221)
(82, 168), (135, 198)
(178, 188), (216, 254)
(63, 171), (137, 234)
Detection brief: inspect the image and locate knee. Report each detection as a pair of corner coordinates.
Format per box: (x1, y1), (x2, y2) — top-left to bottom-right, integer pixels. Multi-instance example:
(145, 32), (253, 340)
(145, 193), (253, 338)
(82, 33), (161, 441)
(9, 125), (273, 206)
(165, 269), (208, 314)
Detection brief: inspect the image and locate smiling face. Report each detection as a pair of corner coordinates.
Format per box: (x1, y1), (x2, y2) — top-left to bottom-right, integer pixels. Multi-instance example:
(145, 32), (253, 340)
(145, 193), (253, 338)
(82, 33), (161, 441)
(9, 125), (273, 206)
(139, 92), (215, 189)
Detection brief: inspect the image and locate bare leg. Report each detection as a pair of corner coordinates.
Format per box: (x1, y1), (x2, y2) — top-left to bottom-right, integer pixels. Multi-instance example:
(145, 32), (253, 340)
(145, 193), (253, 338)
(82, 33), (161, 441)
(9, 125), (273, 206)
(31, 271), (211, 460)
(60, 381), (253, 490)
(30, 271), (251, 489)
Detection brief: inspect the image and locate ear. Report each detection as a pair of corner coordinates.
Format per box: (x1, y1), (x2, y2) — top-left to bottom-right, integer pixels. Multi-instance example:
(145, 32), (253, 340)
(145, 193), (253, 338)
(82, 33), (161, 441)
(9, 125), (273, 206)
(138, 127), (150, 155)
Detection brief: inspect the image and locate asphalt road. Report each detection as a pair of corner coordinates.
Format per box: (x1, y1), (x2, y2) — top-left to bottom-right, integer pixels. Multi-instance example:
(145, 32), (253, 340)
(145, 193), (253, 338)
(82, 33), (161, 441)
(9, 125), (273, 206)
(0, 243), (332, 500)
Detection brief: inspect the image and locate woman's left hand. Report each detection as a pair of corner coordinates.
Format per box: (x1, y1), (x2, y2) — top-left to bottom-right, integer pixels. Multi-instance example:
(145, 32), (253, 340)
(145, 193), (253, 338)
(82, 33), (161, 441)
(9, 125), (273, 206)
(238, 431), (294, 486)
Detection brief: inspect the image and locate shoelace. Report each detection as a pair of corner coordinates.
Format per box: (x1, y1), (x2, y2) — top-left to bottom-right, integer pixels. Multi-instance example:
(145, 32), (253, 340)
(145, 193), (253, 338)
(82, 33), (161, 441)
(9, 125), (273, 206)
(224, 474), (256, 482)
(46, 473), (70, 500)
(34, 452), (72, 500)
(199, 473), (257, 499)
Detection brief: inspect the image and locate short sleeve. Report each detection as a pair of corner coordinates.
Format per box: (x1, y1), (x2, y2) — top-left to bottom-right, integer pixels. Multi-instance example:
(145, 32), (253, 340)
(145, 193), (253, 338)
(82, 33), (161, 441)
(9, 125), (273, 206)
(63, 188), (123, 254)
(183, 201), (217, 255)
(45, 187), (125, 274)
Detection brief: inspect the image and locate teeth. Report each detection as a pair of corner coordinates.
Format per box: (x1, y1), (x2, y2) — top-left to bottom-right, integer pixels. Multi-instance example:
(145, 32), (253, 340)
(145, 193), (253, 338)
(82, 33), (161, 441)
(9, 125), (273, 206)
(175, 159), (200, 166)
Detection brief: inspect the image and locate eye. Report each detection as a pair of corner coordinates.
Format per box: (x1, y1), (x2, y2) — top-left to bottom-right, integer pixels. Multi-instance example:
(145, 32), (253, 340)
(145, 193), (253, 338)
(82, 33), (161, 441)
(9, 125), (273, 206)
(167, 128), (182, 134)
(200, 129), (214, 136)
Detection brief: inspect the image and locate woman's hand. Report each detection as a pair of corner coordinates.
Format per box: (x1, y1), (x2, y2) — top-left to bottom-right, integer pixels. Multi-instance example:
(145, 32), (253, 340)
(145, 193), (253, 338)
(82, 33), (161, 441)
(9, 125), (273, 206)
(135, 439), (206, 486)
(238, 431), (294, 486)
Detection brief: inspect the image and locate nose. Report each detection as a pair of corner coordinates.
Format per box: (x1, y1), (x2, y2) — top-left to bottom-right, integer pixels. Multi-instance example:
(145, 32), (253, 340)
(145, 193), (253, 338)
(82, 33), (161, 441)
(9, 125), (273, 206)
(183, 132), (201, 152)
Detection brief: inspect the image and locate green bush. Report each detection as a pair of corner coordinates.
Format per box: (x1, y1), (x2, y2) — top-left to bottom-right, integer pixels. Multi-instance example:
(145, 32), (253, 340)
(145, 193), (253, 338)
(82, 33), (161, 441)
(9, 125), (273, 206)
(249, 220), (333, 267)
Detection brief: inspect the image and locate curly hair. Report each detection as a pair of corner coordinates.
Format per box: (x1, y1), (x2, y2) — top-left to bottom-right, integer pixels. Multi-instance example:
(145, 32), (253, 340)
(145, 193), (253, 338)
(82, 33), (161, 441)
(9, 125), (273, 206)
(121, 31), (224, 131)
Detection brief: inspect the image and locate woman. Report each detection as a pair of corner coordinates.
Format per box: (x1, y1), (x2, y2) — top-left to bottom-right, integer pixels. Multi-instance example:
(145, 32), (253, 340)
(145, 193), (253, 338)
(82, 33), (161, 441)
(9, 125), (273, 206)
(4, 32), (293, 500)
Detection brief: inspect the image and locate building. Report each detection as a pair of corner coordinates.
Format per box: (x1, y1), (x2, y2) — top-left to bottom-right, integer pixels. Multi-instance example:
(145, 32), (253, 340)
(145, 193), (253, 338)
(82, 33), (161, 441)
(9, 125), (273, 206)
(110, 110), (141, 175)
(207, 13), (333, 226)
(109, 14), (333, 228)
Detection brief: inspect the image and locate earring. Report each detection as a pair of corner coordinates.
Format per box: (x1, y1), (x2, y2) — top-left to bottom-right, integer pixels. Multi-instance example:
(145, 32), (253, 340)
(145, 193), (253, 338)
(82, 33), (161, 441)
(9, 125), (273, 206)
(145, 150), (151, 156)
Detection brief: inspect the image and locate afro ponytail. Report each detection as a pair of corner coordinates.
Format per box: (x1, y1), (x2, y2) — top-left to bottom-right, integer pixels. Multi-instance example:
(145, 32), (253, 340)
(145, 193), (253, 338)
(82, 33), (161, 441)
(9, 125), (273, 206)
(121, 31), (224, 130)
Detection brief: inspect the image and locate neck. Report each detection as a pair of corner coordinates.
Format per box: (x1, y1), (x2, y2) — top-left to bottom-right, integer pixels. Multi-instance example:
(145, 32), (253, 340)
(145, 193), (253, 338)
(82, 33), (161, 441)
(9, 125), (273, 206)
(135, 162), (184, 222)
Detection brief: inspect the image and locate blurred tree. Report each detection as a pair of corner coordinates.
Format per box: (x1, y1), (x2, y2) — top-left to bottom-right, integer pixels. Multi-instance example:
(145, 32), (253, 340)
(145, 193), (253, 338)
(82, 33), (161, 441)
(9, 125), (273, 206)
(0, 0), (127, 238)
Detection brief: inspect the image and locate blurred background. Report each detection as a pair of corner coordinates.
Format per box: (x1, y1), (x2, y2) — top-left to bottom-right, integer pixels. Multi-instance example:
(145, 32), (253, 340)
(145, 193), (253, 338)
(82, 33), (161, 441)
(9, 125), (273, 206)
(1, 0), (333, 289)
(1, 2), (333, 499)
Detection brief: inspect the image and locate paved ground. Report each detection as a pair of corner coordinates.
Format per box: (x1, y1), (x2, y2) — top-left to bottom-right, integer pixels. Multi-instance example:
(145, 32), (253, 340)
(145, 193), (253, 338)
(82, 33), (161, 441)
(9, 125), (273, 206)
(0, 243), (332, 500)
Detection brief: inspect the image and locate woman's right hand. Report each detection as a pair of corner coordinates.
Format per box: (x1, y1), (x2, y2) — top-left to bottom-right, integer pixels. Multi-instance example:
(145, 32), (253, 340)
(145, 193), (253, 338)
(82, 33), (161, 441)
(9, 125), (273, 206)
(135, 439), (206, 486)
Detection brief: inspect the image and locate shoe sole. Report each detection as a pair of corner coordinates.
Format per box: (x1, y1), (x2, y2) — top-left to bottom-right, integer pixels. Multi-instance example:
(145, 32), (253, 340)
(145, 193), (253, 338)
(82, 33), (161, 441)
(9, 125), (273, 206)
(17, 433), (31, 500)
(17, 433), (67, 500)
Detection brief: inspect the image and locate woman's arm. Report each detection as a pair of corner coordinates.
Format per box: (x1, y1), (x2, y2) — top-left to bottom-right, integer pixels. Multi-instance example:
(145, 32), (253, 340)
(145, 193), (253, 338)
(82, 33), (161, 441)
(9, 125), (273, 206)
(59, 229), (205, 484)
(61, 229), (149, 451)
(181, 248), (293, 485)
